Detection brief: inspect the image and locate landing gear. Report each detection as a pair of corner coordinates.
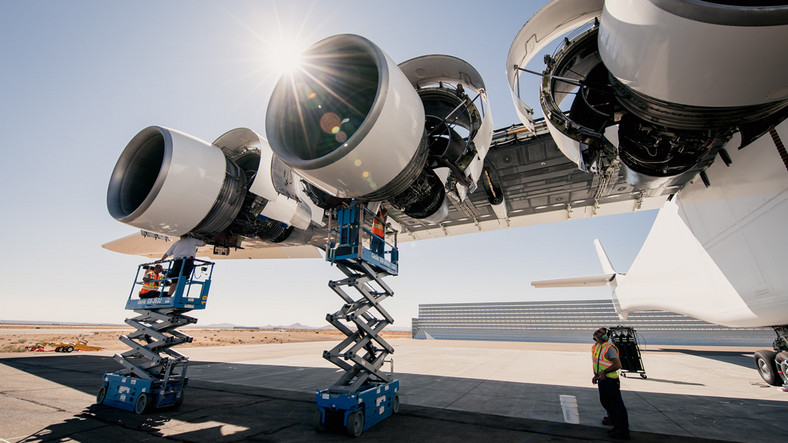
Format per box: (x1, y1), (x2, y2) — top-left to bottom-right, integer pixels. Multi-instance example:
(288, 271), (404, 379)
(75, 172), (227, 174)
(315, 204), (401, 436)
(754, 326), (788, 388)
(97, 259), (214, 413)
(754, 350), (780, 386)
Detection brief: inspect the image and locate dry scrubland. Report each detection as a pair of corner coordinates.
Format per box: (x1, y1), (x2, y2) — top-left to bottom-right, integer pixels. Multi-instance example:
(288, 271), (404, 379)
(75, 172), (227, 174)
(0, 324), (411, 353)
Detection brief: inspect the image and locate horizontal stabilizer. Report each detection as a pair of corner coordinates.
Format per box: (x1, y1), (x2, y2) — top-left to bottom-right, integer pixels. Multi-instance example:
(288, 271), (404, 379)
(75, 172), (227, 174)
(531, 274), (615, 288)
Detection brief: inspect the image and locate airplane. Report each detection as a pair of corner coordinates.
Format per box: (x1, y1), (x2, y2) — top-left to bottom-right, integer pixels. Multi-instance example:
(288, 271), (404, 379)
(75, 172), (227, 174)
(103, 0), (788, 388)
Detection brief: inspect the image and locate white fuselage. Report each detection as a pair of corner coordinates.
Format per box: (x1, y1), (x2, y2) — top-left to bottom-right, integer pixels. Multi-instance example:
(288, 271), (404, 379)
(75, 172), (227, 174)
(614, 120), (788, 328)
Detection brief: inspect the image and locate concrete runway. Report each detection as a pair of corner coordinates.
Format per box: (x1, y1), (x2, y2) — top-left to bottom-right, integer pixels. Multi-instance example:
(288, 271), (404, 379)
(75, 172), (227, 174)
(1, 339), (785, 442)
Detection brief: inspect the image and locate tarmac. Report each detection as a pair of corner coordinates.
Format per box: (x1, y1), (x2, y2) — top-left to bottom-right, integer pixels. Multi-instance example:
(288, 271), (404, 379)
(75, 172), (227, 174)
(1, 338), (786, 442)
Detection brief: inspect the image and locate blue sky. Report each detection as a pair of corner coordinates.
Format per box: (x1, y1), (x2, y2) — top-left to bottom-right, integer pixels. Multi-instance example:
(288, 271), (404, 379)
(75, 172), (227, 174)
(0, 1), (657, 327)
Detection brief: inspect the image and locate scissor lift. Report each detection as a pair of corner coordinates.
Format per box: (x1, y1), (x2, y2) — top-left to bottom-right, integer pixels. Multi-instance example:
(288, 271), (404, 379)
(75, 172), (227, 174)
(96, 258), (214, 414)
(316, 204), (400, 437)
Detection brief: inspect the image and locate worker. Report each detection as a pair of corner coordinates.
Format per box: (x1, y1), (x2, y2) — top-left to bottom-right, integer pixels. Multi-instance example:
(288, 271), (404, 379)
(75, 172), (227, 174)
(592, 327), (630, 440)
(138, 264), (165, 298)
(160, 235), (205, 296)
(370, 207), (387, 257)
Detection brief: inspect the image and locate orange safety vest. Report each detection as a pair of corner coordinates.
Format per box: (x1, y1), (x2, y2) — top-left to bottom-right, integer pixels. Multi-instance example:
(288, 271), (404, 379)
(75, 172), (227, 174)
(592, 341), (620, 378)
(139, 270), (164, 294)
(371, 213), (385, 238)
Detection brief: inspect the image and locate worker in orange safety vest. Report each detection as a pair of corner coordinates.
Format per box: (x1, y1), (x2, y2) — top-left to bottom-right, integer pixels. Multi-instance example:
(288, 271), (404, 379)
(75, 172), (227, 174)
(139, 264), (165, 299)
(592, 327), (630, 440)
(370, 207), (387, 257)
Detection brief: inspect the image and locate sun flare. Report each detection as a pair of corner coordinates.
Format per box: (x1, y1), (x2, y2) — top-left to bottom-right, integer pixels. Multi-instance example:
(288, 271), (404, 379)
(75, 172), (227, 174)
(265, 38), (307, 76)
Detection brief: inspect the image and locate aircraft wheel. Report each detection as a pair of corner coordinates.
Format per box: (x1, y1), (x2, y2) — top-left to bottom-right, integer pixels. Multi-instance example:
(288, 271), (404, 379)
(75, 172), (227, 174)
(621, 372), (626, 378)
(640, 373), (647, 379)
(346, 410), (364, 437)
(134, 393), (150, 415)
(96, 386), (107, 405)
(66, 346), (74, 353)
(55, 347), (62, 352)
(754, 350), (781, 386)
(392, 394), (400, 414)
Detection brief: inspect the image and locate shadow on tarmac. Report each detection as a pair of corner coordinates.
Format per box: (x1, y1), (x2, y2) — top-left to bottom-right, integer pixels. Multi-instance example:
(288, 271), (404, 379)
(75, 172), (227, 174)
(663, 349), (759, 370)
(1, 354), (780, 442)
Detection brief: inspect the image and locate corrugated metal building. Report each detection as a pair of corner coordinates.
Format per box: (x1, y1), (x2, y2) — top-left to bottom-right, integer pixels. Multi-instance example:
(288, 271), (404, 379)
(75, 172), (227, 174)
(411, 300), (775, 346)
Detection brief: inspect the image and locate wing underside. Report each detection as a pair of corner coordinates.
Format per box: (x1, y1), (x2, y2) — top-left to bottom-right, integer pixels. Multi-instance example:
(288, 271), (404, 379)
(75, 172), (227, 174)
(386, 123), (690, 242)
(105, 121), (692, 258)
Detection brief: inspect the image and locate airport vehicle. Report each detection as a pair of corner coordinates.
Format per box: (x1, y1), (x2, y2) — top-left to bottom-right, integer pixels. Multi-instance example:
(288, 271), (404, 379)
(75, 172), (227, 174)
(25, 340), (103, 352)
(316, 204), (400, 436)
(102, 0), (787, 388)
(96, 259), (213, 414)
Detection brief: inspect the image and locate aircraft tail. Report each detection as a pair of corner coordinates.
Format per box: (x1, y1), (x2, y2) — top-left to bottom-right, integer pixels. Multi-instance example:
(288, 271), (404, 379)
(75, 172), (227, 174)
(593, 239), (615, 275)
(593, 239), (627, 319)
(531, 238), (627, 319)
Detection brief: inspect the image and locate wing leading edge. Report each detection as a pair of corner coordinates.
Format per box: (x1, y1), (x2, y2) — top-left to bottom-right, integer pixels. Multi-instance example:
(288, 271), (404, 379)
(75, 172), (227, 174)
(102, 231), (322, 260)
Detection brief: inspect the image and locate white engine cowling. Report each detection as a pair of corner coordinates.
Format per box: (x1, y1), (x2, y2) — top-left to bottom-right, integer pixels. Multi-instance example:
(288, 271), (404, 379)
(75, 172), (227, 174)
(107, 126), (239, 236)
(107, 126), (314, 242)
(600, 0), (788, 108)
(265, 33), (426, 200)
(266, 34), (493, 221)
(506, 0), (788, 190)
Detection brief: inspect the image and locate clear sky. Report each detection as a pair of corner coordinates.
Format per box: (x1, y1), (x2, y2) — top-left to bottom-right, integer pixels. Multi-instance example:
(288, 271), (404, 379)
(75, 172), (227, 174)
(0, 1), (658, 328)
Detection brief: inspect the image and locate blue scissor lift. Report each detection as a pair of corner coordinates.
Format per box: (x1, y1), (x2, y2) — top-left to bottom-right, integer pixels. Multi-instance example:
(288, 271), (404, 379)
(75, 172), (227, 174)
(96, 258), (214, 414)
(316, 204), (400, 437)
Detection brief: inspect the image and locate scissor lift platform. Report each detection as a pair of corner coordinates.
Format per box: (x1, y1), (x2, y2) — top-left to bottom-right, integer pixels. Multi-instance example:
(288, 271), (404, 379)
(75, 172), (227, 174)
(316, 205), (400, 436)
(97, 259), (214, 414)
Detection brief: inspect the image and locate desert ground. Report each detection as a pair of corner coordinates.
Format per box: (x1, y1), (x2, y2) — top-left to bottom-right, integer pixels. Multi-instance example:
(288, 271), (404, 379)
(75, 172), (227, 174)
(0, 324), (411, 353)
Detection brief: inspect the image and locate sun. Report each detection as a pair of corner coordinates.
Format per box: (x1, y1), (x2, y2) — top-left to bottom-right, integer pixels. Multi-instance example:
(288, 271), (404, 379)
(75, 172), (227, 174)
(265, 37), (307, 76)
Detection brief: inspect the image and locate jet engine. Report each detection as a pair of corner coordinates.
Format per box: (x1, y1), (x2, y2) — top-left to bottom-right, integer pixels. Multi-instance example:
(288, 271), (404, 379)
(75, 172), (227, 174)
(107, 126), (316, 247)
(265, 34), (492, 222)
(507, 0), (788, 190)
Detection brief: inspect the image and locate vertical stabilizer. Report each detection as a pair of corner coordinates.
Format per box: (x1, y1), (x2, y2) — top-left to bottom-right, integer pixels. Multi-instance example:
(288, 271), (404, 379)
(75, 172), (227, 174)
(593, 239), (627, 319)
(593, 239), (616, 275)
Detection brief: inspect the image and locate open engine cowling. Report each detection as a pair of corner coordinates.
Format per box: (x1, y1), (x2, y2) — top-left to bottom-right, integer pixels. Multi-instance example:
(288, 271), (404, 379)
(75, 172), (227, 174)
(266, 34), (492, 222)
(506, 0), (788, 190)
(107, 126), (314, 245)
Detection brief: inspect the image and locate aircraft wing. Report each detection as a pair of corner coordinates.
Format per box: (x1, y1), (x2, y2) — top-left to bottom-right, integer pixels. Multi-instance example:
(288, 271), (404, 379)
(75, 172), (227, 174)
(102, 231), (322, 259)
(386, 123), (677, 243)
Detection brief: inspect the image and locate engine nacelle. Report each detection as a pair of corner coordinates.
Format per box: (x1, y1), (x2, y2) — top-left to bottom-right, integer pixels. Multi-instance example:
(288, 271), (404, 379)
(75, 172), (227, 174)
(506, 0), (788, 190)
(266, 34), (492, 221)
(107, 126), (314, 244)
(266, 34), (426, 200)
